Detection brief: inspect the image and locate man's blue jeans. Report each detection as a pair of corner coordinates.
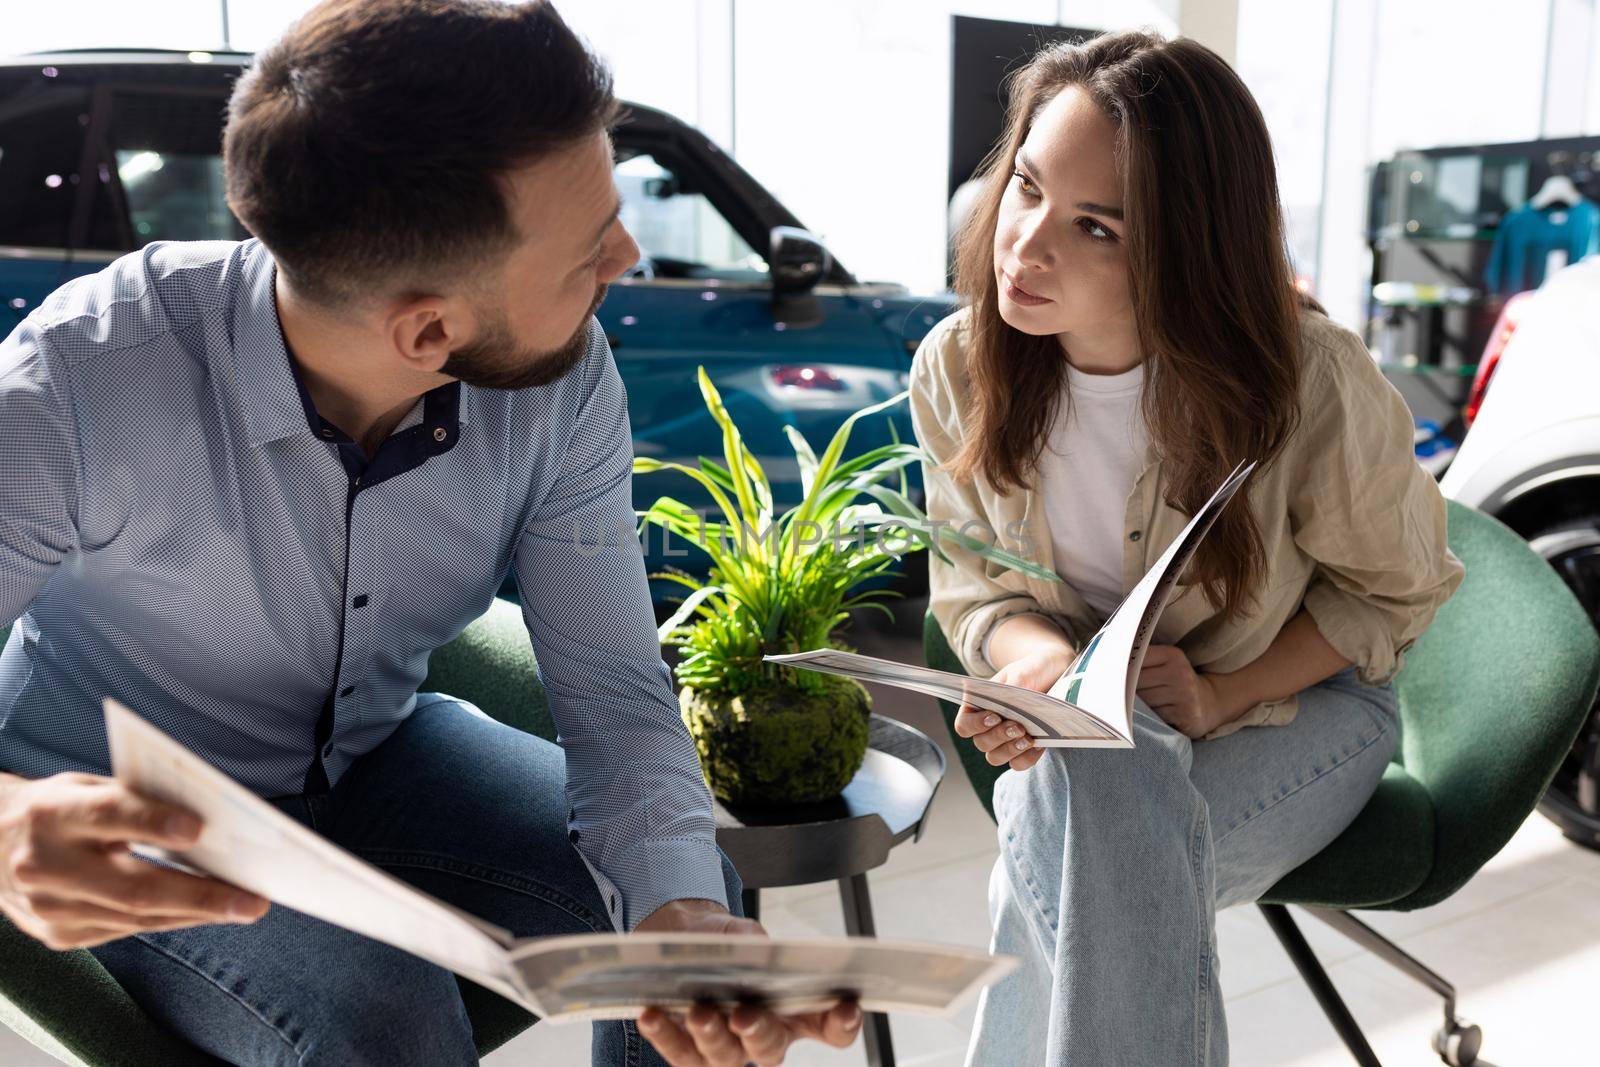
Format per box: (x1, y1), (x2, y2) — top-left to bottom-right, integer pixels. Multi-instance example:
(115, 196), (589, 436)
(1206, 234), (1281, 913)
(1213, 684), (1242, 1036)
(88, 694), (743, 1066)
(967, 665), (1400, 1067)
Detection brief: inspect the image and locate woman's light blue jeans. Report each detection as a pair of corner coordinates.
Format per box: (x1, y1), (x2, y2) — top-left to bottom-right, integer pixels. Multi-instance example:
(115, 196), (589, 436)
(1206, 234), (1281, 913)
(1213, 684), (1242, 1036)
(967, 664), (1399, 1067)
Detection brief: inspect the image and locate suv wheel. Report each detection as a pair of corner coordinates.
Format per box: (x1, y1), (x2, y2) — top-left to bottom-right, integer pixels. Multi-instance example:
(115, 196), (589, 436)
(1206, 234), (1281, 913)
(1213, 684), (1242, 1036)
(1529, 519), (1600, 849)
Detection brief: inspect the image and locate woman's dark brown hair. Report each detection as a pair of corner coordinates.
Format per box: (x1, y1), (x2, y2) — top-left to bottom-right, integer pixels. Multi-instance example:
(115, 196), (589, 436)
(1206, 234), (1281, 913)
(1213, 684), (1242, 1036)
(949, 29), (1309, 622)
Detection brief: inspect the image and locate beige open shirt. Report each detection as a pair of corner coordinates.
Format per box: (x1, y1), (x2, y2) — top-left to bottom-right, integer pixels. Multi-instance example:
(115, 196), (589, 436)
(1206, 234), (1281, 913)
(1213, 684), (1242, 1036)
(910, 307), (1466, 740)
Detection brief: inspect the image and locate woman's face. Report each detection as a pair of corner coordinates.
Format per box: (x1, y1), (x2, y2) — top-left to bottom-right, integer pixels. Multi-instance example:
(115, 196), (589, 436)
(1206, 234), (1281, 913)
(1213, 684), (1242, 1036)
(992, 86), (1132, 339)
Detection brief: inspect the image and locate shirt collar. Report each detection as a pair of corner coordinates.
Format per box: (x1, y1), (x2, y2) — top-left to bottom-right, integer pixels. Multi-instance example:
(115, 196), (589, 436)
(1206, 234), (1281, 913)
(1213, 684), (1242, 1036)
(231, 240), (472, 448)
(233, 241), (311, 447)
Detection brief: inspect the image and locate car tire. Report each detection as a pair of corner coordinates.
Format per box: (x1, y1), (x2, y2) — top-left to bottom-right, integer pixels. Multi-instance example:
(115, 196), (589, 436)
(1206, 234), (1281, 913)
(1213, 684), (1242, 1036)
(1528, 518), (1600, 850)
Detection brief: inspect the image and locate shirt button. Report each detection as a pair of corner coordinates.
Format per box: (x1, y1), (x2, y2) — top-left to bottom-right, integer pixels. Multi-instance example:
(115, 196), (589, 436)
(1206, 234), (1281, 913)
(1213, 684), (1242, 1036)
(1129, 530), (1143, 542)
(319, 428), (334, 440)
(322, 743), (335, 757)
(568, 829), (580, 844)
(433, 426), (448, 442)
(340, 685), (355, 697)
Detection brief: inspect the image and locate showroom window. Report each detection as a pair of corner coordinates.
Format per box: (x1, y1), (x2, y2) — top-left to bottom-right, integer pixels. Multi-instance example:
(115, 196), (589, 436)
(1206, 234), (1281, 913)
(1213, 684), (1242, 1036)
(115, 148), (234, 244)
(0, 79), (93, 248)
(110, 92), (246, 244)
(614, 150), (766, 282)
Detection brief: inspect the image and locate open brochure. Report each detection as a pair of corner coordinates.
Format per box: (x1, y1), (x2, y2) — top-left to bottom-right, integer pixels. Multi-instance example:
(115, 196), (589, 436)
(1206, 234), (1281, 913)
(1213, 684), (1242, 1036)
(765, 459), (1257, 748)
(103, 699), (1015, 1022)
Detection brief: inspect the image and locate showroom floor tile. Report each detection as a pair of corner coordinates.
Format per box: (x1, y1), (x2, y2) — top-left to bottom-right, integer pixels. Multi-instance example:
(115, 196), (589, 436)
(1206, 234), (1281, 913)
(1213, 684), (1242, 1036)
(4, 600), (1596, 1065)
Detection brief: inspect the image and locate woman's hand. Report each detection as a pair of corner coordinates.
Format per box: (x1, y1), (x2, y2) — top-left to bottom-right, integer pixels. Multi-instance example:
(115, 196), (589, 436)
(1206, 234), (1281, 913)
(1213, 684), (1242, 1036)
(952, 647), (1075, 773)
(1135, 645), (1231, 739)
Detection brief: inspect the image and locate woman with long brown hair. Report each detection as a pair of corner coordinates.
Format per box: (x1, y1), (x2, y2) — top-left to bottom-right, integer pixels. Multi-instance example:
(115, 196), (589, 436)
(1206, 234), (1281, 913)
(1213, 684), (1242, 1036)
(909, 30), (1464, 1065)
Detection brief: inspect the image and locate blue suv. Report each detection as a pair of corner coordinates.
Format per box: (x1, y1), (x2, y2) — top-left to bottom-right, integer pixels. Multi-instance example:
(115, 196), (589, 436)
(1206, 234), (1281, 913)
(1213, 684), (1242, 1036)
(0, 50), (953, 592)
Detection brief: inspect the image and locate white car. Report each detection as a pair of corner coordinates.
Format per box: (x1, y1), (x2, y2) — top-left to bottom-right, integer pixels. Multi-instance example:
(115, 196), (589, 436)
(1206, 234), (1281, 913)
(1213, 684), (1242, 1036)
(1440, 255), (1600, 847)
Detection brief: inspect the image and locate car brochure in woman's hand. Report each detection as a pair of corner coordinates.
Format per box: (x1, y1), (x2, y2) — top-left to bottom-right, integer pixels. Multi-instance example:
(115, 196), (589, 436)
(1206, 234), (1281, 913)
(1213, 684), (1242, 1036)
(103, 699), (1015, 1021)
(765, 460), (1257, 748)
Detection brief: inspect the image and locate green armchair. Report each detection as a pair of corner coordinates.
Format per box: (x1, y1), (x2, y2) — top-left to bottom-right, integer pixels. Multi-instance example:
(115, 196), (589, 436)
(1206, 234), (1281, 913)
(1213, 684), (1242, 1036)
(923, 501), (1600, 1066)
(0, 595), (552, 1065)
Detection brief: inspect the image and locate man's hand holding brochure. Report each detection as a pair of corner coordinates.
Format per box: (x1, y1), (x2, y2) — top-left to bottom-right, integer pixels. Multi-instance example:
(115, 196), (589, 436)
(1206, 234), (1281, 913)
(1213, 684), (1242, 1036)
(765, 460), (1257, 748)
(102, 699), (1015, 1024)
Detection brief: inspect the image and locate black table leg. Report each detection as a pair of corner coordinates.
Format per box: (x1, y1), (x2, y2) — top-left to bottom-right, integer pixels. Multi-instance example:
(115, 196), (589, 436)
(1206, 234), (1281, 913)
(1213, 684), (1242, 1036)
(839, 872), (895, 1067)
(742, 887), (760, 923)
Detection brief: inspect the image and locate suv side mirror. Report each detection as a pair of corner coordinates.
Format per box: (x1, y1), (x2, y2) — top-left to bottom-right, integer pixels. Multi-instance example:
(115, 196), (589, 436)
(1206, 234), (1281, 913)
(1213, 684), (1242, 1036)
(769, 226), (831, 328)
(769, 226), (830, 294)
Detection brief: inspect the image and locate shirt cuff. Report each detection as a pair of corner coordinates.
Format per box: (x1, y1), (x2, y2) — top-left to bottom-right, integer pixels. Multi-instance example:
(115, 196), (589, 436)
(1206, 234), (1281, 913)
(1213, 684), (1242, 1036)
(577, 836), (730, 933)
(959, 598), (1054, 676)
(1200, 693), (1300, 740)
(1302, 581), (1402, 687)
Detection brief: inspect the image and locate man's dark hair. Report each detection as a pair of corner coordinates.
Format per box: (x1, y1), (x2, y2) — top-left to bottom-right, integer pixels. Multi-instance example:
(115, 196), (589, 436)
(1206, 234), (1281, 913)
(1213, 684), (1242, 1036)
(223, 0), (618, 305)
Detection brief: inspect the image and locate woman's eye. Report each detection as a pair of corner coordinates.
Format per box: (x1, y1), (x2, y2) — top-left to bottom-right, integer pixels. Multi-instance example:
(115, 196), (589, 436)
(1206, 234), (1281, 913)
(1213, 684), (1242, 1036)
(1078, 218), (1116, 243)
(1011, 169), (1039, 197)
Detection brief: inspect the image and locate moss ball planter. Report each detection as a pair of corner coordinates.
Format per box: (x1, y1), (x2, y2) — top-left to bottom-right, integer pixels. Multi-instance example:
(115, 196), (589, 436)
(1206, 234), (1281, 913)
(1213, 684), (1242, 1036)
(679, 672), (871, 807)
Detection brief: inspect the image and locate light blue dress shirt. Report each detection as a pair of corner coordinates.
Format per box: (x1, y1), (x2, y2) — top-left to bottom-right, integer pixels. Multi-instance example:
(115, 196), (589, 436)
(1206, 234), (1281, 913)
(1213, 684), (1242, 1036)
(0, 239), (723, 930)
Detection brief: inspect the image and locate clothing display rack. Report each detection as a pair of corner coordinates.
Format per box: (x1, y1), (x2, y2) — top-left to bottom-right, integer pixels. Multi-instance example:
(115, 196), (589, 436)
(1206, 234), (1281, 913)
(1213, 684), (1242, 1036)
(1364, 135), (1600, 438)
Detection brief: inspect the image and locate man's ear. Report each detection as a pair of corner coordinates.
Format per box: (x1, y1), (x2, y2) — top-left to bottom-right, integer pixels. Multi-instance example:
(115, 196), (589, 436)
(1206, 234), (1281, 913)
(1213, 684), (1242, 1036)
(386, 295), (473, 374)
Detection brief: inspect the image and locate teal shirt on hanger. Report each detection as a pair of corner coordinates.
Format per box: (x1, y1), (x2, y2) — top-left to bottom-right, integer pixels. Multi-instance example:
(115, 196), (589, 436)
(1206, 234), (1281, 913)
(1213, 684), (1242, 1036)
(1484, 198), (1600, 295)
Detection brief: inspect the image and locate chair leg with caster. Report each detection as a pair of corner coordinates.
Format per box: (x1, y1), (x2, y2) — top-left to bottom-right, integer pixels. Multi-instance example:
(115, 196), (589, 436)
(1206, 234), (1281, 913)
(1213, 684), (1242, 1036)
(1300, 906), (1483, 1067)
(1259, 904), (1383, 1066)
(1432, 1019), (1483, 1067)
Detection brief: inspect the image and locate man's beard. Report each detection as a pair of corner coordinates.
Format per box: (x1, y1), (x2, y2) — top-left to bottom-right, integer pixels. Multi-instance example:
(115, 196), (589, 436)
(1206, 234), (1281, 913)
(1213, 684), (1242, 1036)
(441, 284), (608, 390)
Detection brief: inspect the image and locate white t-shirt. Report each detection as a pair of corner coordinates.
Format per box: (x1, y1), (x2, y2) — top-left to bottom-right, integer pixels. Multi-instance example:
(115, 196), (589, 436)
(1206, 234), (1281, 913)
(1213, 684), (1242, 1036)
(1040, 360), (1148, 619)
(982, 360), (1148, 667)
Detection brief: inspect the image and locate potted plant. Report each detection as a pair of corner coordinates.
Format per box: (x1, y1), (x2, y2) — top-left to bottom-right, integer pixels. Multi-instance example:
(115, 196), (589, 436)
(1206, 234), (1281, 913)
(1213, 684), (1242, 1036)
(635, 367), (1055, 807)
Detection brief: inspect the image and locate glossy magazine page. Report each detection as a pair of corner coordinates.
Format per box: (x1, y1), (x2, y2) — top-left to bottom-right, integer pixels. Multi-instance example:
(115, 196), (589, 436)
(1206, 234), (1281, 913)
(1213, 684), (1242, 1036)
(766, 459), (1257, 748)
(104, 698), (1017, 1022)
(508, 932), (1015, 1023)
(103, 698), (529, 1002)
(763, 648), (1130, 745)
(1050, 458), (1258, 732)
